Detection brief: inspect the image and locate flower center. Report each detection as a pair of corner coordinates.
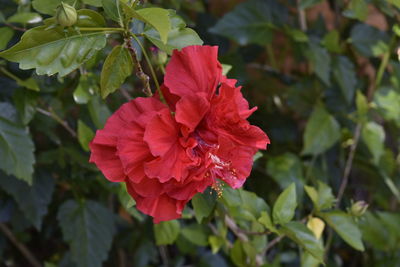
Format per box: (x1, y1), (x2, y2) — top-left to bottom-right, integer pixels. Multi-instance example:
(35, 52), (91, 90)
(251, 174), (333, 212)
(193, 134), (238, 195)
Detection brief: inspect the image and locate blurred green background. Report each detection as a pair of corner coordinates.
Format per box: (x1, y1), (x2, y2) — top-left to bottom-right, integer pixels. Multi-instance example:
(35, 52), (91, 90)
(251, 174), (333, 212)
(0, 0), (400, 266)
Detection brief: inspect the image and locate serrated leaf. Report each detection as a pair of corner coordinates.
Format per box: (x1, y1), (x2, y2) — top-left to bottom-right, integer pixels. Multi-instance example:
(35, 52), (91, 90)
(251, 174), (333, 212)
(304, 181), (335, 211)
(333, 56), (357, 104)
(349, 23), (389, 57)
(258, 211), (276, 232)
(209, 0), (287, 46)
(0, 104), (35, 184)
(32, 0), (75, 15)
(154, 220), (180, 245)
(322, 30), (342, 53)
(142, 10), (202, 54)
(192, 189), (216, 223)
(126, 7), (171, 44)
(13, 89), (38, 125)
(302, 105), (341, 155)
(0, 10), (107, 77)
(58, 200), (115, 267)
(272, 183), (297, 225)
(0, 171), (54, 230)
(300, 0), (323, 9)
(281, 221), (324, 262)
(307, 39), (331, 86)
(100, 45), (133, 98)
(373, 87), (400, 127)
(77, 120), (94, 152)
(343, 0), (368, 21)
(320, 211), (364, 251)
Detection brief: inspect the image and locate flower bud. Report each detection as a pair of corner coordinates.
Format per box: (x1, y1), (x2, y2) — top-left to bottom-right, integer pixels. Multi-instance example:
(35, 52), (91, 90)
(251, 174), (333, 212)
(350, 200), (368, 217)
(307, 217), (325, 240)
(55, 2), (77, 27)
(150, 46), (168, 65)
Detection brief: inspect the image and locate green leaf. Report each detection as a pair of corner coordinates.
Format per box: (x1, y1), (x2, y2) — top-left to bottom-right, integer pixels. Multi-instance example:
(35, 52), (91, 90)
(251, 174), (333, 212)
(361, 121), (385, 164)
(320, 211), (364, 251)
(0, 27), (13, 50)
(374, 87), (400, 127)
(100, 45), (133, 98)
(32, 0), (75, 15)
(77, 120), (94, 152)
(191, 189), (216, 223)
(343, 0), (368, 21)
(266, 152), (304, 200)
(102, 0), (123, 25)
(333, 56), (357, 104)
(123, 6), (171, 44)
(356, 90), (368, 121)
(142, 10), (202, 54)
(0, 104), (35, 184)
(88, 96), (111, 129)
(153, 220), (180, 245)
(302, 105), (341, 155)
(322, 30), (342, 53)
(304, 181), (335, 211)
(13, 89), (38, 125)
(209, 0), (287, 46)
(0, 10), (107, 77)
(307, 39), (331, 85)
(181, 224), (209, 246)
(82, 0), (102, 7)
(272, 183), (297, 225)
(281, 221), (324, 263)
(58, 200), (115, 267)
(73, 74), (97, 104)
(7, 12), (42, 24)
(0, 171), (54, 230)
(258, 211), (277, 232)
(349, 23), (389, 57)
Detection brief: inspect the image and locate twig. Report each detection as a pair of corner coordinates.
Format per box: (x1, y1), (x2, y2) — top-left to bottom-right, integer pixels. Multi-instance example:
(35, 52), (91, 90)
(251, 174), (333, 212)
(158, 246), (169, 267)
(0, 223), (42, 267)
(296, 0), (307, 31)
(265, 235), (285, 253)
(126, 38), (153, 97)
(335, 123), (362, 208)
(224, 215), (248, 242)
(3, 22), (26, 32)
(36, 107), (77, 138)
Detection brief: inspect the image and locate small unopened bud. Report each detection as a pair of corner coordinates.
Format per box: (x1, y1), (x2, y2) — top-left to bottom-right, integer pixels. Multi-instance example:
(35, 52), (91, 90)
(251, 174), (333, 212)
(307, 217), (325, 240)
(55, 2), (77, 27)
(150, 46), (168, 65)
(350, 200), (369, 217)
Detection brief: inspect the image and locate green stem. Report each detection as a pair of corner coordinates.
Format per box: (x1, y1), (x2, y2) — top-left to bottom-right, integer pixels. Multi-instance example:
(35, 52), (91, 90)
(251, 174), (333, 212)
(130, 33), (166, 103)
(375, 35), (396, 90)
(78, 27), (125, 32)
(266, 44), (278, 69)
(0, 67), (21, 82)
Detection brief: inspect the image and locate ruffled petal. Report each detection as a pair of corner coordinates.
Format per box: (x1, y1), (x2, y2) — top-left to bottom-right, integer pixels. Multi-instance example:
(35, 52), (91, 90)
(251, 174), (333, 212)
(164, 45), (222, 99)
(175, 94), (210, 135)
(144, 109), (179, 157)
(144, 143), (192, 183)
(127, 183), (186, 223)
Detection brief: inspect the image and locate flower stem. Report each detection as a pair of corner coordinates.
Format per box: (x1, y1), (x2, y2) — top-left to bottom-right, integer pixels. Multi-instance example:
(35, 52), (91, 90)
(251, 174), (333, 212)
(129, 33), (166, 104)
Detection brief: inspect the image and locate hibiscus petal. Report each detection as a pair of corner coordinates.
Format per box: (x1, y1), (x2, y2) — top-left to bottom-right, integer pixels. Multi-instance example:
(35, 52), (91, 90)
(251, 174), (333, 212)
(164, 45), (222, 99)
(144, 144), (191, 183)
(143, 109), (179, 157)
(127, 183), (186, 223)
(127, 178), (164, 197)
(175, 94), (210, 134)
(165, 177), (212, 200)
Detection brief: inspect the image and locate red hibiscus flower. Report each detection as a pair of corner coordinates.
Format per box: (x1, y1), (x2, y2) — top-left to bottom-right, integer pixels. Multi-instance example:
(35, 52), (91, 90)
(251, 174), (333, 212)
(89, 45), (270, 223)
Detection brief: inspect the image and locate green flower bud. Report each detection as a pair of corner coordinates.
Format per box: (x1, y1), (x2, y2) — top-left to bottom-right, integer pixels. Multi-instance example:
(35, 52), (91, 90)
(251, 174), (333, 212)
(55, 2), (77, 27)
(350, 200), (368, 217)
